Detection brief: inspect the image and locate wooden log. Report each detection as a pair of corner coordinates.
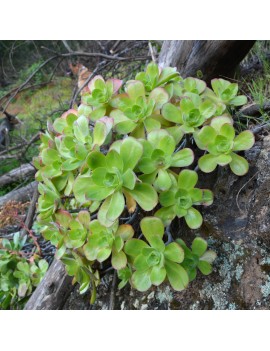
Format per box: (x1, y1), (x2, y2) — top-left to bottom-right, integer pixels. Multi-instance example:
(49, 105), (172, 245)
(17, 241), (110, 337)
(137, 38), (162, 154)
(0, 163), (35, 187)
(0, 181), (37, 207)
(158, 40), (255, 83)
(24, 259), (73, 310)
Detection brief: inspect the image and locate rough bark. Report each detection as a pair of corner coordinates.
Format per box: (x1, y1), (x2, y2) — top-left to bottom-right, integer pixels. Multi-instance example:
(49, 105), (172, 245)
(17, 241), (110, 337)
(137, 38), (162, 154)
(0, 181), (37, 207)
(0, 163), (35, 188)
(24, 259), (73, 310)
(159, 40), (255, 83)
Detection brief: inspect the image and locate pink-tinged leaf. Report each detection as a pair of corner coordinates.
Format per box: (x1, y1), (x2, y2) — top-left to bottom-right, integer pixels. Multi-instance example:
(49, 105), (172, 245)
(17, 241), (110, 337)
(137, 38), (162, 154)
(55, 209), (72, 228)
(108, 78), (123, 94)
(61, 109), (78, 119)
(99, 116), (114, 134)
(93, 117), (114, 146)
(88, 75), (105, 92)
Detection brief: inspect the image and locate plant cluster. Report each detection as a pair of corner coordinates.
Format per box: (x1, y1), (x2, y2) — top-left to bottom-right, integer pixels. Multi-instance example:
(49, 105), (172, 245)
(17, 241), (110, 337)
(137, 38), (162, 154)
(35, 63), (254, 299)
(0, 232), (48, 309)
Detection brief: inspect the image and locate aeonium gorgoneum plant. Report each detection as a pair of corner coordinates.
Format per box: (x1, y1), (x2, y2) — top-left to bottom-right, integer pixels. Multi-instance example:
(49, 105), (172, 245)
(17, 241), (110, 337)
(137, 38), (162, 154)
(35, 62), (255, 302)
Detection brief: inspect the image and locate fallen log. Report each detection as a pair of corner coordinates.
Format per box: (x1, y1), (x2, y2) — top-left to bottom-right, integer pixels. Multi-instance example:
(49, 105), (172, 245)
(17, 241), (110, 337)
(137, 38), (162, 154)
(0, 163), (35, 188)
(24, 259), (73, 310)
(0, 181), (37, 207)
(159, 40), (255, 83)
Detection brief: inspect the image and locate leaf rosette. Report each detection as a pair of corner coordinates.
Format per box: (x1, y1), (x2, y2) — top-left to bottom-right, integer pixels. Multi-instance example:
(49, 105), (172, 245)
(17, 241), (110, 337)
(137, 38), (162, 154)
(194, 117), (255, 175)
(124, 217), (189, 292)
(73, 137), (158, 227)
(155, 170), (213, 228)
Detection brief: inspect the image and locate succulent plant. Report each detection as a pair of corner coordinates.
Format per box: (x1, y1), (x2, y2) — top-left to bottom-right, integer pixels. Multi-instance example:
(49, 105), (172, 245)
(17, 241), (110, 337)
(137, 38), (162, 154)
(155, 170), (213, 228)
(110, 79), (170, 138)
(124, 217), (188, 292)
(73, 137), (158, 227)
(34, 62), (255, 302)
(176, 237), (217, 281)
(0, 233), (48, 309)
(138, 129), (194, 191)
(194, 117), (255, 175)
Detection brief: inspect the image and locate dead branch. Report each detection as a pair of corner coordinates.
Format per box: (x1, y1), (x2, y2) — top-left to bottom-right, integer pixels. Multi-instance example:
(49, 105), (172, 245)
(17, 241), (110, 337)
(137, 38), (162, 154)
(0, 163), (35, 187)
(1, 49), (150, 112)
(0, 132), (40, 161)
(20, 184), (39, 237)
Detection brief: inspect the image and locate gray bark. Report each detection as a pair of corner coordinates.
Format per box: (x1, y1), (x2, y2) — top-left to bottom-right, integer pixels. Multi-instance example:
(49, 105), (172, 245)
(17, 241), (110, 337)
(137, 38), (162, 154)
(0, 163), (35, 188)
(159, 40), (255, 82)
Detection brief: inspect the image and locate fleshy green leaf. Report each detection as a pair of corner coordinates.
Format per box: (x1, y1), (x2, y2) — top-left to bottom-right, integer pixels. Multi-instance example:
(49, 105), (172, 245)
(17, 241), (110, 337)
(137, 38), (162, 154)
(155, 206), (176, 226)
(165, 260), (189, 291)
(171, 148), (194, 167)
(124, 239), (148, 257)
(214, 154), (231, 166)
(154, 169), (172, 191)
(164, 242), (184, 263)
(229, 152), (249, 176)
(197, 260), (213, 275)
(198, 154), (218, 173)
(140, 217), (164, 241)
(200, 250), (217, 264)
(230, 95), (247, 106)
(126, 183), (158, 211)
(191, 237), (207, 257)
(131, 270), (152, 292)
(112, 250), (127, 270)
(199, 100), (216, 118)
(196, 126), (217, 147)
(233, 131), (255, 151)
(150, 266), (166, 286)
(184, 207), (203, 229)
(125, 80), (145, 100)
(162, 103), (182, 123)
(149, 87), (169, 110)
(120, 137), (143, 172)
(178, 169), (198, 189)
(98, 191), (125, 227)
(122, 169), (136, 190)
(116, 224), (134, 241)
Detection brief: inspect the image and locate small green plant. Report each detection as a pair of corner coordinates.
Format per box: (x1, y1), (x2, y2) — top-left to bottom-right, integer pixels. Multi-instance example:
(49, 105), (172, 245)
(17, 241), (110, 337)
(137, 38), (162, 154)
(124, 217), (188, 292)
(0, 233), (48, 309)
(194, 116), (255, 175)
(177, 237), (216, 281)
(155, 169), (213, 228)
(35, 62), (254, 301)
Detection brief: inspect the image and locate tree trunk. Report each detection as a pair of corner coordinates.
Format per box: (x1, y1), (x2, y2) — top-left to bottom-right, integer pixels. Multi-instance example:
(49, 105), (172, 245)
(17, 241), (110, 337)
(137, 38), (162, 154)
(0, 163), (35, 188)
(159, 40), (255, 83)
